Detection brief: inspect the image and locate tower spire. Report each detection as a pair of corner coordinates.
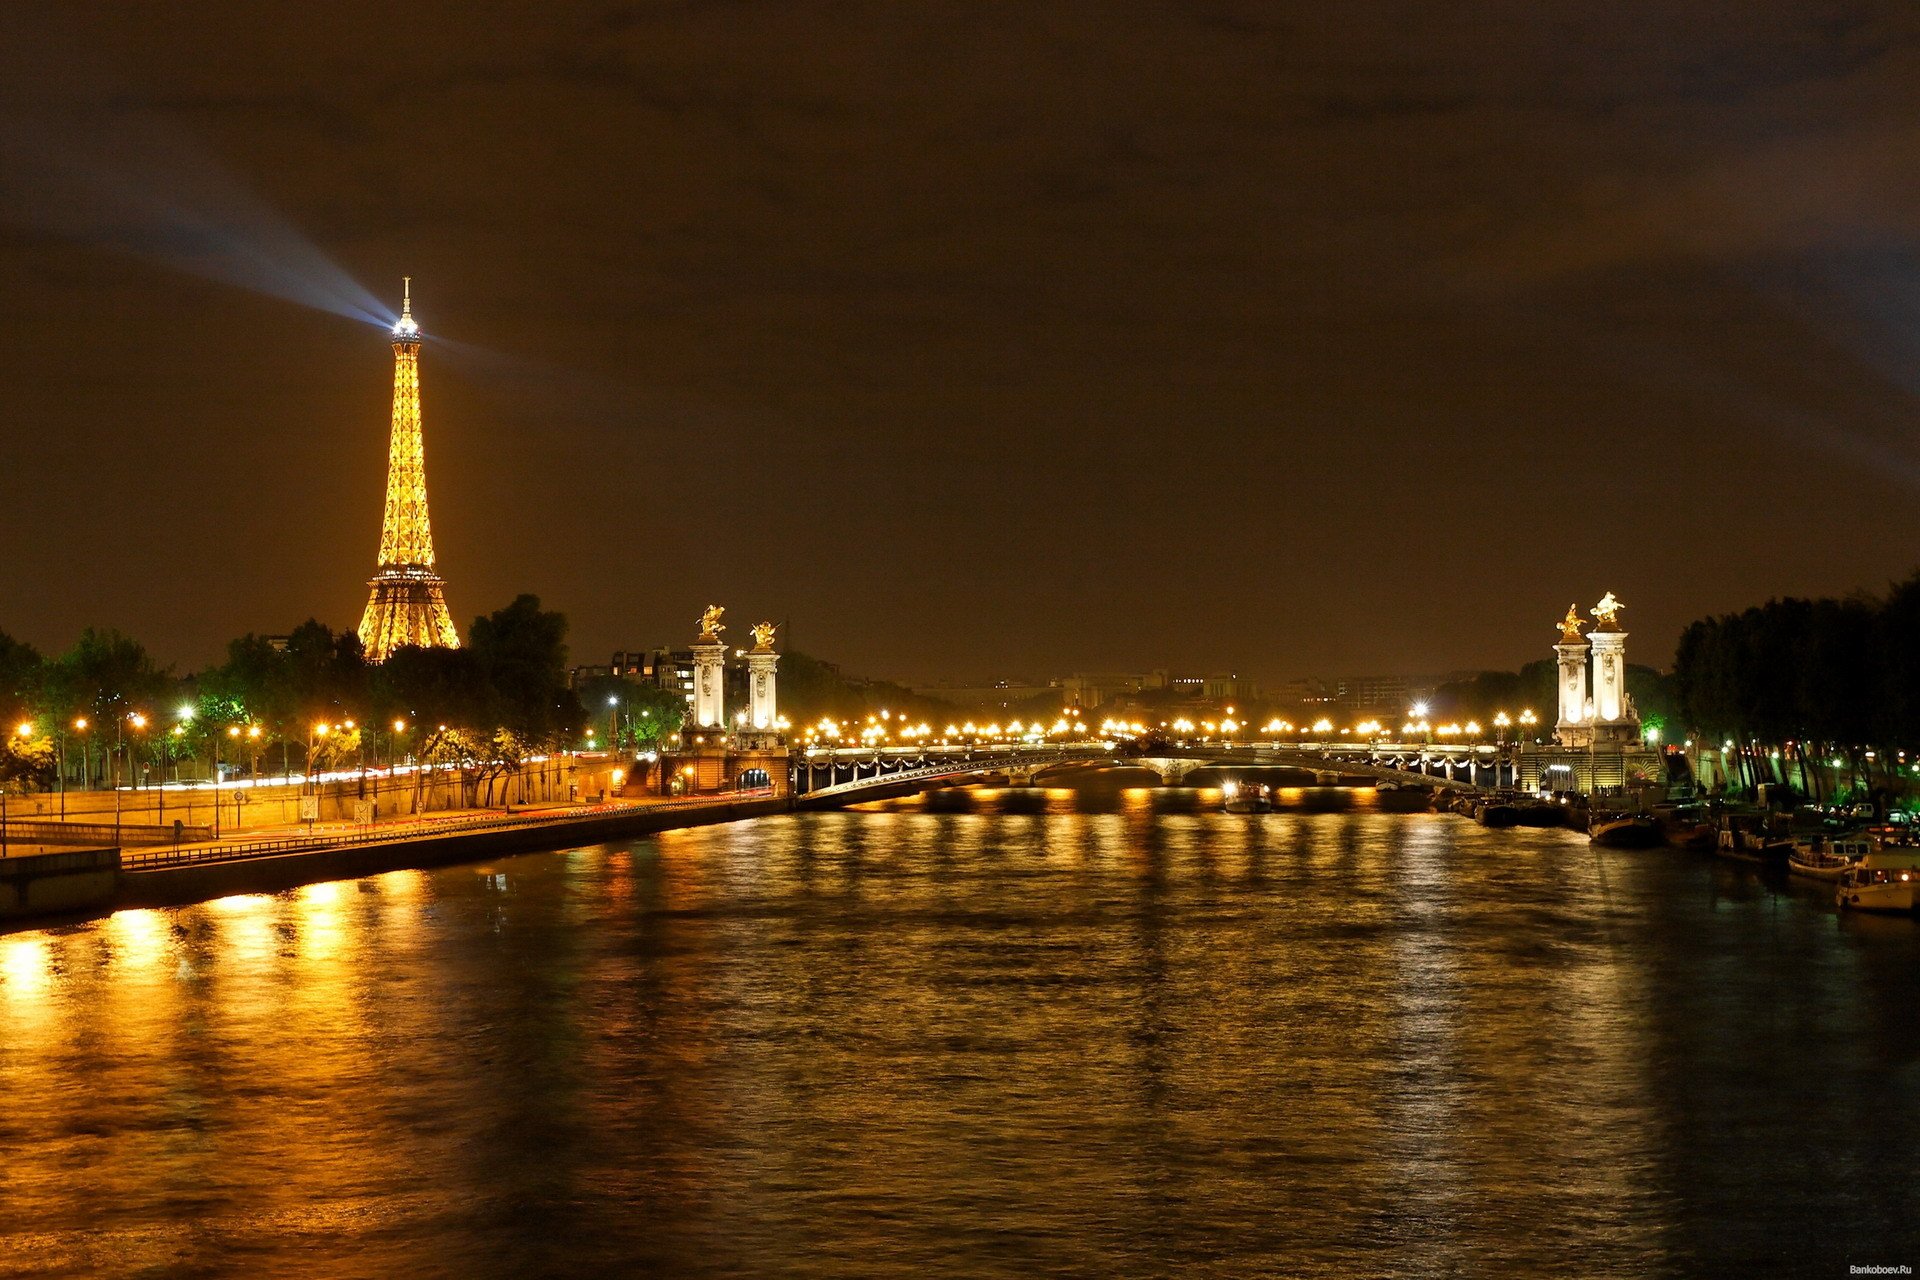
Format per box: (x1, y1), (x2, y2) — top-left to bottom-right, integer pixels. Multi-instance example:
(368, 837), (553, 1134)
(357, 280), (459, 661)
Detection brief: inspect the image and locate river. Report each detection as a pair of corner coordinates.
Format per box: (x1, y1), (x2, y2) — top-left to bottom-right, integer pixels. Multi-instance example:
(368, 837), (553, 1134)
(1, 783), (1916, 1277)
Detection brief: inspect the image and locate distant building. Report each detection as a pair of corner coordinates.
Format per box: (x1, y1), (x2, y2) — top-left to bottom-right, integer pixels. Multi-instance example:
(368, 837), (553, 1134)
(570, 648), (745, 714)
(1059, 671), (1168, 710)
(1333, 675), (1412, 716)
(1325, 672), (1473, 717)
(1170, 673), (1257, 703)
(909, 681), (1056, 714)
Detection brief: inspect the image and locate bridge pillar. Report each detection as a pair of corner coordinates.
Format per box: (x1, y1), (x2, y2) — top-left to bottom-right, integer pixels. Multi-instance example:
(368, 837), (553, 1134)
(746, 634), (779, 731)
(691, 638), (727, 730)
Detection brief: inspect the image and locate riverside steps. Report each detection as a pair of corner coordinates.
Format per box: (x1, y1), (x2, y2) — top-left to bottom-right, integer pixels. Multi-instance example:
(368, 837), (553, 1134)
(0, 794), (788, 927)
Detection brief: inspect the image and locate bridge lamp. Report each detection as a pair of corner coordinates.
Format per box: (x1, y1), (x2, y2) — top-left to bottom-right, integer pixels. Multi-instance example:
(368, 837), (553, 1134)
(1465, 721), (1481, 736)
(1411, 701), (1429, 718)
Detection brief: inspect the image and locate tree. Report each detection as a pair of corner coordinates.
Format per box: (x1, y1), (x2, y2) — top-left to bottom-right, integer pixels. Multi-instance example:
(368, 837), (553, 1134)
(466, 594), (582, 749)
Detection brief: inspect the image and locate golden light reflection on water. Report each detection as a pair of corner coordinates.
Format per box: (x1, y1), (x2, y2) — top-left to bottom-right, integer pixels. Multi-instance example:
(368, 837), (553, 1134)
(0, 792), (1909, 1276)
(1, 933), (51, 998)
(106, 908), (169, 973)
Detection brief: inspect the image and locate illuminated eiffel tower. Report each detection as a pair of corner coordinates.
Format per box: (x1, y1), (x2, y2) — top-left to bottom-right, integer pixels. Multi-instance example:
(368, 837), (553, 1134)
(357, 279), (460, 662)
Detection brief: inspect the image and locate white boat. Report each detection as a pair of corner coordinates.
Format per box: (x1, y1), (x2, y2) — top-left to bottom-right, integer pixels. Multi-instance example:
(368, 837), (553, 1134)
(1835, 849), (1920, 913)
(1221, 780), (1271, 814)
(1788, 832), (1875, 881)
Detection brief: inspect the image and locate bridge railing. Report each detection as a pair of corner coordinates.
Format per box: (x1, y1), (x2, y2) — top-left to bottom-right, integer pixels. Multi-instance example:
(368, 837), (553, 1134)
(796, 749), (1112, 799)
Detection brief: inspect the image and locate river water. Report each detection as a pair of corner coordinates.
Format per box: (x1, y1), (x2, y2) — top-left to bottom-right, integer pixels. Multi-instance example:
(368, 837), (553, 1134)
(2, 783), (1916, 1277)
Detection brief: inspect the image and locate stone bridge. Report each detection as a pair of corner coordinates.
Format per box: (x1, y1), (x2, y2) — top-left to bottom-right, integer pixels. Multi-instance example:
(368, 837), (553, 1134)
(791, 740), (1511, 807)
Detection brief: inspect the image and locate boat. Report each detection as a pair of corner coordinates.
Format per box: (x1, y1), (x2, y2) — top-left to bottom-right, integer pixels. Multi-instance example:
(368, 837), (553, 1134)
(1835, 850), (1920, 913)
(1475, 800), (1521, 828)
(1714, 814), (1792, 863)
(1652, 803), (1713, 850)
(1515, 801), (1565, 828)
(1591, 813), (1662, 848)
(1221, 780), (1271, 814)
(1375, 781), (1401, 792)
(1787, 831), (1875, 882)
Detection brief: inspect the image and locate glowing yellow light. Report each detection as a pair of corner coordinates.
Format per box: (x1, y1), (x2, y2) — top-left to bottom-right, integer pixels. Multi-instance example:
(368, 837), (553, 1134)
(1, 937), (51, 998)
(1312, 718), (1333, 734)
(72, 718), (87, 731)
(129, 713), (147, 730)
(13, 721), (31, 738)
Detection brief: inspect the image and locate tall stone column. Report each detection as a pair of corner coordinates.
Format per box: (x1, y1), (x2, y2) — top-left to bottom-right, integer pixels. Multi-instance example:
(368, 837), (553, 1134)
(691, 641), (726, 729)
(688, 606), (730, 731)
(1555, 641), (1590, 735)
(747, 642), (778, 731)
(1589, 629), (1627, 724)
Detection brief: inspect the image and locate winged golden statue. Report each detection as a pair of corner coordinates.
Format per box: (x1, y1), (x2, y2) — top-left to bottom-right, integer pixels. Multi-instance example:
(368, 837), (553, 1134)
(1557, 605), (1586, 642)
(1591, 592), (1624, 631)
(697, 604), (726, 639)
(751, 621), (778, 651)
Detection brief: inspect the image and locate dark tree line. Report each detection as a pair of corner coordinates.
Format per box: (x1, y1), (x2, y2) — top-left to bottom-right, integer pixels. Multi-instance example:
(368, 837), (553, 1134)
(0, 595), (595, 799)
(1672, 575), (1920, 798)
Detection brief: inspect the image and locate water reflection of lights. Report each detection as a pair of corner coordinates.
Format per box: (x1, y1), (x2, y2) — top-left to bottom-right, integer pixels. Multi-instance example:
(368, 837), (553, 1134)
(107, 908), (169, 971)
(297, 881), (346, 959)
(1, 936), (52, 997)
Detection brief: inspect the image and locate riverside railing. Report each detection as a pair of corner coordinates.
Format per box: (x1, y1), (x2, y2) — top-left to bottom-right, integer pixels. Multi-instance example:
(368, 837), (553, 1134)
(119, 789), (777, 871)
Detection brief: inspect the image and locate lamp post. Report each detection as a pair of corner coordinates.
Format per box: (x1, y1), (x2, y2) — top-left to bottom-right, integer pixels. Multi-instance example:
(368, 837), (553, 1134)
(168, 724), (188, 828)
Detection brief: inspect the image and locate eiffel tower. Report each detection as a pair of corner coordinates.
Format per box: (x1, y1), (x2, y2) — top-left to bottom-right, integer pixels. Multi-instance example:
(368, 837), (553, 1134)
(357, 279), (460, 662)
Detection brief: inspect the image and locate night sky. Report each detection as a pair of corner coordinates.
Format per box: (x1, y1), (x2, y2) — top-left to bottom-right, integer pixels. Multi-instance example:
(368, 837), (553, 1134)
(3, 3), (1918, 685)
